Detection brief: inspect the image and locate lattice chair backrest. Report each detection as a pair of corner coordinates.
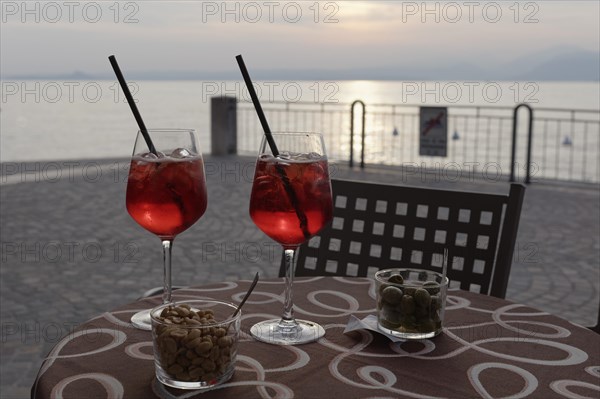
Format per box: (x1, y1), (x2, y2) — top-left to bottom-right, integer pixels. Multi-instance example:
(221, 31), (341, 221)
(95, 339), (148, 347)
(284, 179), (525, 298)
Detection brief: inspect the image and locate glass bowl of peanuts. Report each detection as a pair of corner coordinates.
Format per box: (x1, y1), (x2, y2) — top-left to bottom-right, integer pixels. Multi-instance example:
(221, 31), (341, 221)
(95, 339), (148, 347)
(150, 300), (241, 389)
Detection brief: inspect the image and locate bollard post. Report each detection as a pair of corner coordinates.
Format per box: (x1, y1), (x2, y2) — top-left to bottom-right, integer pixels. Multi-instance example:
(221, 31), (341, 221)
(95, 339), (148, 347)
(211, 96), (237, 155)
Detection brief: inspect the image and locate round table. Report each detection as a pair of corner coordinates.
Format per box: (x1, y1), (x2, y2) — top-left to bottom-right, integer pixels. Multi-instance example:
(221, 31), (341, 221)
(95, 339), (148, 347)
(32, 277), (600, 398)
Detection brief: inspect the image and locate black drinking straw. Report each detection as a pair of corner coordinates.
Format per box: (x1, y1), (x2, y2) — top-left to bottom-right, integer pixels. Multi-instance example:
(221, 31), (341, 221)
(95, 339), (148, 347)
(108, 55), (157, 155)
(236, 54), (310, 240)
(235, 55), (280, 157)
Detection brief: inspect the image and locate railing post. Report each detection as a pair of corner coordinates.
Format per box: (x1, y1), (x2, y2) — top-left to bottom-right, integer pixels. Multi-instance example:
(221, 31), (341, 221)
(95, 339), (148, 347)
(510, 103), (534, 183)
(211, 96), (237, 155)
(350, 100), (366, 168)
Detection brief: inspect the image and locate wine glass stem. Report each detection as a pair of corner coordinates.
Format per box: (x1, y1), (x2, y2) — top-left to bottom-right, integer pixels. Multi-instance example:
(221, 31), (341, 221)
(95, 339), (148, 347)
(282, 248), (297, 322)
(162, 239), (174, 304)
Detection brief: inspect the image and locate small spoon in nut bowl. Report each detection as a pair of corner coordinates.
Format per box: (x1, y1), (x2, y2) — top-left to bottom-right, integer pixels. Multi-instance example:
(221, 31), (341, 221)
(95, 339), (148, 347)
(232, 272), (259, 319)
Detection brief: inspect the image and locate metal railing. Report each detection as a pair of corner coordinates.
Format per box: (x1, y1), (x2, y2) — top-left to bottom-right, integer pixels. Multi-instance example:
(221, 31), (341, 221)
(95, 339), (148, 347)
(510, 104), (533, 184)
(237, 101), (353, 163)
(237, 100), (600, 184)
(525, 107), (600, 183)
(350, 100), (366, 168)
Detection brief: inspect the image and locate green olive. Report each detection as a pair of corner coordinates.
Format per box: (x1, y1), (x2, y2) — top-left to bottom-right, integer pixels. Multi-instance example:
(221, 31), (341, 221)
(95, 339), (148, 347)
(417, 319), (436, 333)
(414, 288), (431, 307)
(378, 283), (390, 296)
(423, 281), (440, 294)
(415, 305), (429, 318)
(403, 286), (417, 296)
(400, 295), (416, 315)
(430, 296), (442, 322)
(379, 318), (401, 330)
(388, 274), (404, 284)
(430, 295), (441, 311)
(401, 315), (417, 331)
(379, 305), (402, 328)
(381, 286), (404, 305)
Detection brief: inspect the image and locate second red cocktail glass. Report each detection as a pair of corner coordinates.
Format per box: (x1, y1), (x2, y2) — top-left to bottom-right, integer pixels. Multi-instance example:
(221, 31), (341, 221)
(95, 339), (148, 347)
(249, 132), (333, 344)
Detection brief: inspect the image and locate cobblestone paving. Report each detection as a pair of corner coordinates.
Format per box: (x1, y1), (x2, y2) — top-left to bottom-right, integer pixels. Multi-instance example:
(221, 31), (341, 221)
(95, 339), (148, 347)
(1, 155), (598, 398)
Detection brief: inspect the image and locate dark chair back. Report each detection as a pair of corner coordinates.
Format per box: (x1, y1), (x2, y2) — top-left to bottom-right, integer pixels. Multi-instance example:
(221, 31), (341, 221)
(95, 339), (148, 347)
(281, 179), (525, 299)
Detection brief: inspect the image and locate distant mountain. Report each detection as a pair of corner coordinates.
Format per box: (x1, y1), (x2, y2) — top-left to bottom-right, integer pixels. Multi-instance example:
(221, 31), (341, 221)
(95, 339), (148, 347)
(499, 45), (587, 78)
(247, 49), (600, 81)
(3, 48), (598, 81)
(512, 51), (600, 81)
(3, 70), (96, 80)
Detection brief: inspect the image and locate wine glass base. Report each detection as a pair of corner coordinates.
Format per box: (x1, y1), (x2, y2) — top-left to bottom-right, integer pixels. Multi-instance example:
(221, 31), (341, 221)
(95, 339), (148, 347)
(131, 309), (152, 331)
(250, 319), (325, 345)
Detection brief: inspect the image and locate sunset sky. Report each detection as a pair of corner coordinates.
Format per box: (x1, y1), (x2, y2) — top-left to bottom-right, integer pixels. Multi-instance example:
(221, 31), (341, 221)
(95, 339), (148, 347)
(1, 1), (598, 77)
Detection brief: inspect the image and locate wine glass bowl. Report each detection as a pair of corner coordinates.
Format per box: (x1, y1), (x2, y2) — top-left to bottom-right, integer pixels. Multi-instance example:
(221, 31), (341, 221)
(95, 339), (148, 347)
(250, 155), (332, 247)
(249, 132), (333, 345)
(126, 129), (207, 330)
(126, 151), (207, 238)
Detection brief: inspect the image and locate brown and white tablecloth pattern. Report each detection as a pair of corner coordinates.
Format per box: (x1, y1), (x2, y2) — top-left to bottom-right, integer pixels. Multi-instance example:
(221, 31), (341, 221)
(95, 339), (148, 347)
(32, 277), (600, 398)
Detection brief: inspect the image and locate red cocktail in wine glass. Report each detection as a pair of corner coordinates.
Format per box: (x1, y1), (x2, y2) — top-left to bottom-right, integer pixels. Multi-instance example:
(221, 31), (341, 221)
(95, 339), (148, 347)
(249, 132), (333, 344)
(126, 128), (207, 330)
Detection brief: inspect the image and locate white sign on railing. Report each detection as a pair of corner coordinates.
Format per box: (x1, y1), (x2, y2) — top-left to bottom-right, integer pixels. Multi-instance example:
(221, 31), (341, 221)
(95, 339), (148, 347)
(419, 107), (448, 157)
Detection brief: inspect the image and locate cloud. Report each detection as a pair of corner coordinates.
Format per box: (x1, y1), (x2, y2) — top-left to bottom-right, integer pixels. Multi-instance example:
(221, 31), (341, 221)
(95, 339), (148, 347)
(1, 1), (598, 77)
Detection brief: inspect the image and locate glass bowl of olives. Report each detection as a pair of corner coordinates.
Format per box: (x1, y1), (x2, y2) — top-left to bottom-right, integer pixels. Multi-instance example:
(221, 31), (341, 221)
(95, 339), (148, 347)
(375, 268), (448, 339)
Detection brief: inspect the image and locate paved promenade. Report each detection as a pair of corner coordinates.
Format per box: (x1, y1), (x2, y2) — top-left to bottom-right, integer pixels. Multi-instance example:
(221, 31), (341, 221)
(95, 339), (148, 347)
(1, 155), (599, 398)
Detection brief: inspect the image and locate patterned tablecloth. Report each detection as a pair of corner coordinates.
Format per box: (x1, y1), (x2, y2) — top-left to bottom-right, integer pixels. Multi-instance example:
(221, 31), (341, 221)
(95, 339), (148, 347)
(32, 277), (600, 399)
